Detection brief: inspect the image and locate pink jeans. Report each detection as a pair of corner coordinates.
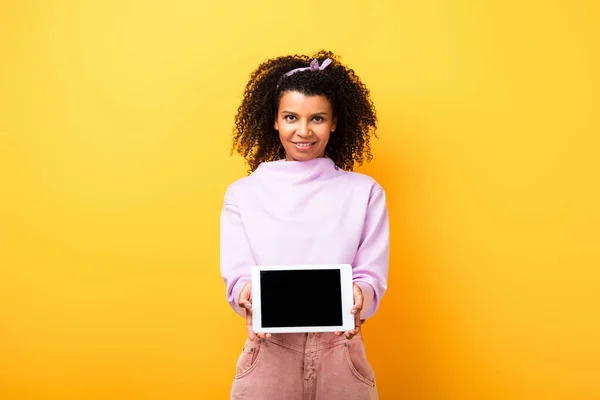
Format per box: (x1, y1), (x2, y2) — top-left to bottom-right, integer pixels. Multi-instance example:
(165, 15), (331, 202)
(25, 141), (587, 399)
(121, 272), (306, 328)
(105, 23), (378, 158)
(230, 332), (378, 400)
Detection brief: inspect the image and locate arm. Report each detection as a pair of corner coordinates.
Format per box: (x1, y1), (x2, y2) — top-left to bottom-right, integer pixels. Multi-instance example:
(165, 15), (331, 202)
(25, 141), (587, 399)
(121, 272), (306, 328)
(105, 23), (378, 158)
(352, 186), (390, 320)
(220, 186), (255, 317)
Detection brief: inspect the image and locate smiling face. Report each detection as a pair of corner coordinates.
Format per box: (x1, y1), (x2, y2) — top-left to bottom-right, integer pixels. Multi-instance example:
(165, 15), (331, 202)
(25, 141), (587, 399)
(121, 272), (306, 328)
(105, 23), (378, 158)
(274, 91), (337, 162)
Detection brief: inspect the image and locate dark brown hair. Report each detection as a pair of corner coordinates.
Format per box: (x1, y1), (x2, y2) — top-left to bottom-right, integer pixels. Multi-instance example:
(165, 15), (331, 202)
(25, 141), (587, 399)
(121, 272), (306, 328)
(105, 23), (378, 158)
(232, 50), (377, 173)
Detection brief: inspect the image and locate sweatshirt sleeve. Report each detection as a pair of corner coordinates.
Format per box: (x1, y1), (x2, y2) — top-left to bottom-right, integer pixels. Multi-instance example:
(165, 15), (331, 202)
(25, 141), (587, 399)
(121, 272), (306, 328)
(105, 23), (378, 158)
(352, 186), (390, 320)
(220, 185), (255, 317)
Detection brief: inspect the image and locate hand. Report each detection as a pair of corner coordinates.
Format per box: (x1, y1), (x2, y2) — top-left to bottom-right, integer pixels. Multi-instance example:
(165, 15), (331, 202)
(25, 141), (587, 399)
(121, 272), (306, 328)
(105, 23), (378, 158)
(335, 283), (363, 339)
(238, 282), (271, 341)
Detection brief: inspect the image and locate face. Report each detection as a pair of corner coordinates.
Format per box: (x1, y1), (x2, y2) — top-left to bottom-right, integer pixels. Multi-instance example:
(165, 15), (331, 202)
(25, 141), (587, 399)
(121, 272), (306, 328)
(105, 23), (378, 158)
(274, 91), (337, 162)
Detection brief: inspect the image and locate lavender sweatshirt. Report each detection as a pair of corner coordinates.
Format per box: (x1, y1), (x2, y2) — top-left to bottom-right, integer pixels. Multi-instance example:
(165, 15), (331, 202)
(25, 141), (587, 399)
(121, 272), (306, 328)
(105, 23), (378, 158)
(220, 157), (389, 320)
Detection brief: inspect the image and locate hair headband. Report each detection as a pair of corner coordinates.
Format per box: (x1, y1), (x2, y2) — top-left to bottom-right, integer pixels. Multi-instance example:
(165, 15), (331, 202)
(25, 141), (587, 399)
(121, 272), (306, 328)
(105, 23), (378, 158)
(283, 58), (333, 77)
(275, 58), (333, 91)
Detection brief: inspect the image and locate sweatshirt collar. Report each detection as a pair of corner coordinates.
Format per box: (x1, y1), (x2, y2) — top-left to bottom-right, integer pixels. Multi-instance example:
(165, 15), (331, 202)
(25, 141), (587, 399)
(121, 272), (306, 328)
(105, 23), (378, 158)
(254, 157), (339, 182)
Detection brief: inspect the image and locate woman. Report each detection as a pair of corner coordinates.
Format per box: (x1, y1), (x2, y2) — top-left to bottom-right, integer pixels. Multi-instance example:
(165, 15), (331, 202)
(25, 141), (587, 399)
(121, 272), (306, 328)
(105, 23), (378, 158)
(220, 50), (389, 400)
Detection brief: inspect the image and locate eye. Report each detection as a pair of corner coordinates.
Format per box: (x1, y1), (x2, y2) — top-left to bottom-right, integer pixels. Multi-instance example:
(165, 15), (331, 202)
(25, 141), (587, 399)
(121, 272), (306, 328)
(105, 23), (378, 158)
(312, 116), (324, 122)
(283, 115), (296, 122)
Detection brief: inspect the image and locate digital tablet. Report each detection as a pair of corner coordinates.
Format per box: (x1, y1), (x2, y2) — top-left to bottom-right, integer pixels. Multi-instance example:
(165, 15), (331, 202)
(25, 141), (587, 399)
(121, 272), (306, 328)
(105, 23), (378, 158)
(251, 264), (355, 333)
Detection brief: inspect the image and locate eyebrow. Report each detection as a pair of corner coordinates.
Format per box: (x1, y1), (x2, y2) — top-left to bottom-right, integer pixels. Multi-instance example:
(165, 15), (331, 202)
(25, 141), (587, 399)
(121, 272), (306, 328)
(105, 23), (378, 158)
(281, 110), (329, 116)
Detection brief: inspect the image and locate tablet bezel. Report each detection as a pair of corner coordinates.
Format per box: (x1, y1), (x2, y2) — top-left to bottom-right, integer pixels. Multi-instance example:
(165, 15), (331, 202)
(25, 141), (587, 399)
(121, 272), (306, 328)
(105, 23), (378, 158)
(251, 264), (354, 333)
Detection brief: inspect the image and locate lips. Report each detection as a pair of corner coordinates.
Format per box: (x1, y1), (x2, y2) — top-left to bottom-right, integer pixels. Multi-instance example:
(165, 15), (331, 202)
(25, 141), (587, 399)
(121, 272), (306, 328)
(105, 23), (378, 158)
(292, 141), (316, 150)
(293, 142), (315, 147)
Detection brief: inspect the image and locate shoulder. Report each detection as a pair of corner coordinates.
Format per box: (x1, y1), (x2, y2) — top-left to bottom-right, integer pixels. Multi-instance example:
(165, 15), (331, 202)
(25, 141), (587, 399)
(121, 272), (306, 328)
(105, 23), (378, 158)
(220, 173), (256, 204)
(339, 169), (385, 194)
(222, 175), (254, 205)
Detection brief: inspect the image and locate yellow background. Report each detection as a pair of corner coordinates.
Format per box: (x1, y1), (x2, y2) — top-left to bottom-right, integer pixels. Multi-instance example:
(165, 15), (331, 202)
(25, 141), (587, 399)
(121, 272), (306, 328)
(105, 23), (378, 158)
(1, 1), (599, 399)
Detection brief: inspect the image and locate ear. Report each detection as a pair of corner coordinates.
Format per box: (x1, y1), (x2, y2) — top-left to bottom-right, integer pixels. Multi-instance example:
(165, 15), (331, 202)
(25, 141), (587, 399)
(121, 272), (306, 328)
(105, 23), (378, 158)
(331, 116), (337, 132)
(274, 118), (279, 131)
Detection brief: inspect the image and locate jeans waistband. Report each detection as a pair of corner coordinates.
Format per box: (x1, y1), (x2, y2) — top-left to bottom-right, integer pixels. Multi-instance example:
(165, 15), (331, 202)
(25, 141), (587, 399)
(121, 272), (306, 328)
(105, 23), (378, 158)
(265, 331), (362, 354)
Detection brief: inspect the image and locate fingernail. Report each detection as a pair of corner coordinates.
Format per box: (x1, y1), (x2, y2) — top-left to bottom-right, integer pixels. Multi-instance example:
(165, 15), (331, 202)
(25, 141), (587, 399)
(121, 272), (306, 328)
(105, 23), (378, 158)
(351, 309), (357, 314)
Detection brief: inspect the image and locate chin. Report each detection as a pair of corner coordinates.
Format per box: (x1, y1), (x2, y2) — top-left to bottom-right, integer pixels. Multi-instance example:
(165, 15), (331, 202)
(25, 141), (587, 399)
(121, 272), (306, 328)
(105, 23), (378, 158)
(290, 152), (320, 161)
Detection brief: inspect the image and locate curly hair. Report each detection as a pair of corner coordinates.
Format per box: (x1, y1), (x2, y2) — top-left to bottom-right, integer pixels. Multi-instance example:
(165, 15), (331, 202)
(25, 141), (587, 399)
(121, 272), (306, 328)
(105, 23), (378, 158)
(232, 50), (377, 173)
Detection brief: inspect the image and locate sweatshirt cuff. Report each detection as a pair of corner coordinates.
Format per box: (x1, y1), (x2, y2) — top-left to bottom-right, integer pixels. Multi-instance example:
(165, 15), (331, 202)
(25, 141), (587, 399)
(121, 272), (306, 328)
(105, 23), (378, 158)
(355, 281), (375, 320)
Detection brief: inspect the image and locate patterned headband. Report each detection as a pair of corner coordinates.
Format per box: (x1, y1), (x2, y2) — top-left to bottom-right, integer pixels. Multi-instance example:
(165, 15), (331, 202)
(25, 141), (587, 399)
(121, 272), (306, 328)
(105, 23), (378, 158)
(283, 58), (333, 77)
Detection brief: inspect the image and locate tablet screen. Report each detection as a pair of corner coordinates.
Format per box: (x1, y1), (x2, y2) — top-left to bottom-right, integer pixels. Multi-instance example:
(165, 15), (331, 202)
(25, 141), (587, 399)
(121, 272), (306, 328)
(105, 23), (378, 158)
(260, 269), (343, 328)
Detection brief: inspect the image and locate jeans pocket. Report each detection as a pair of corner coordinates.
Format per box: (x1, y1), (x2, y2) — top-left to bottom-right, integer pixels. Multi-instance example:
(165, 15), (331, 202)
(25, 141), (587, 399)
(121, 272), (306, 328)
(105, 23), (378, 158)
(234, 338), (263, 379)
(343, 340), (376, 387)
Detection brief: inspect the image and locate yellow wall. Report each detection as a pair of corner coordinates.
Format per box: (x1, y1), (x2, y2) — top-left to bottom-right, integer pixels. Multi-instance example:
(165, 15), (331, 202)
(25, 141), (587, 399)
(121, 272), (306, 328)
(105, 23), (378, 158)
(1, 1), (598, 399)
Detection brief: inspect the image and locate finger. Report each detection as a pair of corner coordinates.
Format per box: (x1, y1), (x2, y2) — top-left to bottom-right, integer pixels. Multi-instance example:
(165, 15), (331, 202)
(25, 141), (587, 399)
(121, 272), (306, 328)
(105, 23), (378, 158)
(352, 285), (364, 313)
(238, 282), (253, 309)
(353, 312), (362, 334)
(344, 315), (362, 340)
(242, 302), (252, 320)
(345, 326), (361, 340)
(240, 301), (252, 311)
(334, 331), (343, 336)
(245, 309), (255, 341)
(247, 327), (255, 340)
(351, 302), (363, 315)
(239, 303), (252, 315)
(256, 332), (271, 339)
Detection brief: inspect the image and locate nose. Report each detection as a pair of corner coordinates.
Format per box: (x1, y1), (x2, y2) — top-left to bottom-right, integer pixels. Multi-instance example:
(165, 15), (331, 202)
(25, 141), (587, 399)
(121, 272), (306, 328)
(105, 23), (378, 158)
(296, 120), (310, 137)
